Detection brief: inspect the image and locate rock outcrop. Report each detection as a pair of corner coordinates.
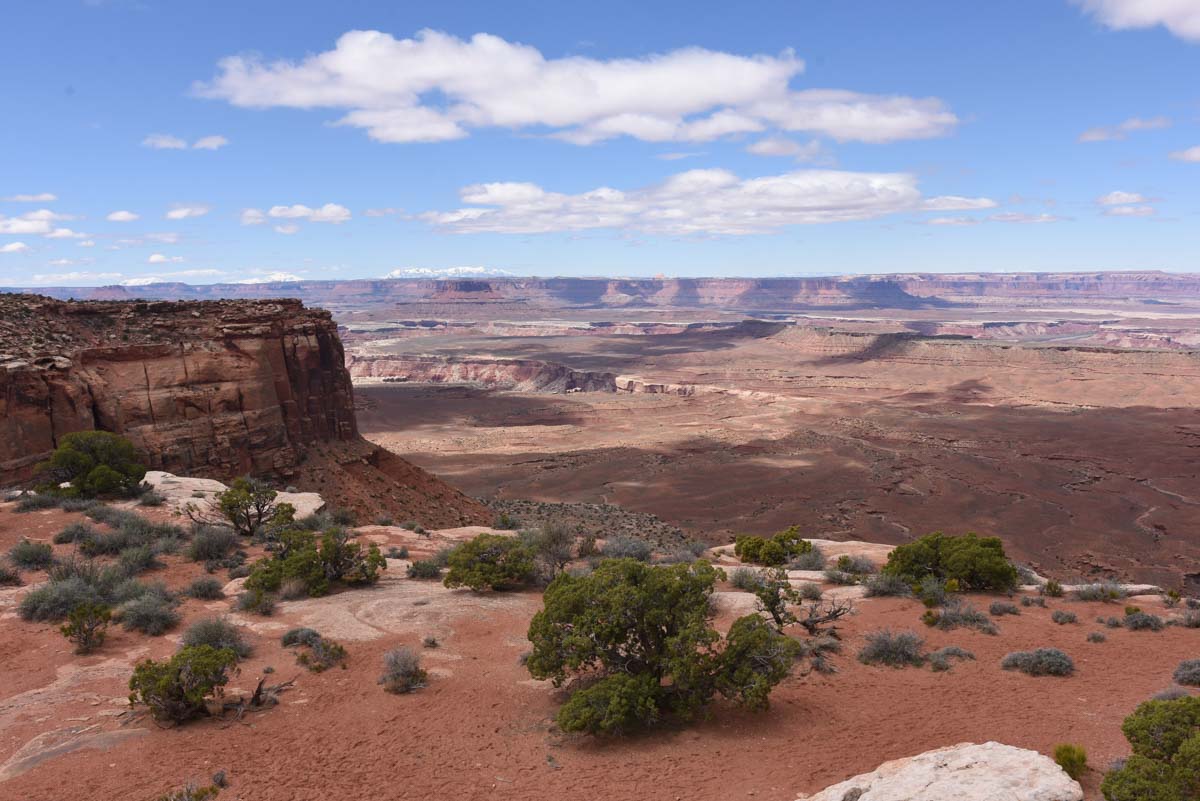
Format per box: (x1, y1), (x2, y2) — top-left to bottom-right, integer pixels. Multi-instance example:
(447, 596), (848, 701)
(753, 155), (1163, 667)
(795, 742), (1083, 801)
(346, 354), (617, 392)
(0, 294), (490, 527)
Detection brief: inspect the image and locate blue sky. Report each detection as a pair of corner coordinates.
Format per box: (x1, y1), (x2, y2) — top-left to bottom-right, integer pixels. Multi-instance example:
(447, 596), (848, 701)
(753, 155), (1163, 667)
(1, 0), (1198, 285)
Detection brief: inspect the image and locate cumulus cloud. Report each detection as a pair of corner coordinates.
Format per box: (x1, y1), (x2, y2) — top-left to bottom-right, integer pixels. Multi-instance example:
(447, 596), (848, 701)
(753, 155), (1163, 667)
(196, 29), (958, 146)
(240, 208), (267, 225)
(1073, 0), (1200, 42)
(165, 204), (210, 220)
(1170, 145), (1200, 162)
(744, 137), (829, 163)
(192, 135), (229, 150)
(106, 209), (140, 222)
(147, 253), (184, 263)
(45, 227), (88, 239)
(418, 168), (991, 235)
(920, 196), (998, 211)
(2, 193), (57, 202)
(142, 133), (188, 150)
(274, 224), (300, 234)
(0, 241), (30, 253)
(1097, 190), (1147, 205)
(266, 203), (351, 223)
(1078, 115), (1170, 142)
(78, 240), (95, 247)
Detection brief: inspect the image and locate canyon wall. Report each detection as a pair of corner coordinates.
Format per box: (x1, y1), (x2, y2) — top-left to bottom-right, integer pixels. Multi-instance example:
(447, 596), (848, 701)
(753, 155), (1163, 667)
(347, 354), (617, 392)
(0, 295), (357, 484)
(13, 271), (1200, 312)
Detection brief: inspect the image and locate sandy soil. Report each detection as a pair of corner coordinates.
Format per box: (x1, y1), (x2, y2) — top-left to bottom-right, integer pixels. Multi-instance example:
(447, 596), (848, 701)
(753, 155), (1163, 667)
(1, 502), (1195, 801)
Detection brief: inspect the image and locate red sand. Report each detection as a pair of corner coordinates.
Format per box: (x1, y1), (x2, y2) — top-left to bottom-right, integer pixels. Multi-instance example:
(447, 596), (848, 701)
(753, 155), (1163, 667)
(1, 504), (1196, 800)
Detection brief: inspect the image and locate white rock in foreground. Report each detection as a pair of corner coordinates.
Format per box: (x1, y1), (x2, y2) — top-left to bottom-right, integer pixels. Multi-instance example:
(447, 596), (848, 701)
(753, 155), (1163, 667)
(142, 470), (325, 519)
(796, 742), (1082, 801)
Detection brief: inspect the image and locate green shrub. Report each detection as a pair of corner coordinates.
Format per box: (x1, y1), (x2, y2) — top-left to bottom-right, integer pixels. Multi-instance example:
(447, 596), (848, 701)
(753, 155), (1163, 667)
(600, 535), (652, 562)
(864, 574), (912, 597)
(117, 544), (161, 575)
(14, 493), (61, 512)
(297, 637), (347, 672)
(527, 558), (797, 734)
(1101, 695), (1200, 800)
(1054, 743), (1087, 780)
(118, 593), (180, 635)
(379, 646), (426, 693)
(492, 513), (520, 530)
(8, 539), (54, 570)
(0, 562), (19, 586)
(374, 515), (394, 526)
(234, 589), (276, 616)
(1041, 578), (1064, 597)
(797, 581), (823, 601)
(187, 527), (238, 562)
(729, 566), (763, 591)
(789, 548), (826, 570)
(1076, 581), (1127, 603)
(989, 601), (1020, 616)
(138, 489), (166, 507)
(185, 577), (225, 600)
(19, 576), (104, 621)
(407, 560), (442, 579)
(443, 534), (536, 591)
(928, 600), (998, 635)
(928, 645), (975, 672)
(58, 497), (99, 513)
(386, 546), (408, 559)
(282, 627), (322, 647)
(244, 528), (385, 598)
(1088, 631), (1107, 643)
(1021, 595), (1047, 608)
(35, 431), (146, 497)
(1001, 648), (1074, 677)
(733, 526), (812, 566)
(836, 554), (876, 575)
(329, 507), (357, 527)
(1173, 660), (1200, 687)
(432, 545), (455, 568)
(1052, 610), (1078, 625)
(60, 602), (112, 654)
(822, 568), (857, 585)
(917, 575), (948, 607)
(521, 522), (577, 572)
(858, 630), (926, 668)
(201, 477), (292, 537)
(181, 618), (251, 659)
(128, 645), (237, 723)
(1124, 611), (1165, 632)
(54, 521), (96, 544)
(882, 532), (1018, 592)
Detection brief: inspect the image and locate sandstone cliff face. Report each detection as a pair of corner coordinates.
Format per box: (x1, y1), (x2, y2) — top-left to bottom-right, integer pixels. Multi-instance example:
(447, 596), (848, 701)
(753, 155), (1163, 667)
(0, 295), (356, 484)
(346, 354), (617, 392)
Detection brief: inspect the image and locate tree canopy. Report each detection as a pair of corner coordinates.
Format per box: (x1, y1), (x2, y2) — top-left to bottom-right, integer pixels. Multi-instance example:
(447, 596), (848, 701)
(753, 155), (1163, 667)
(35, 431), (146, 497)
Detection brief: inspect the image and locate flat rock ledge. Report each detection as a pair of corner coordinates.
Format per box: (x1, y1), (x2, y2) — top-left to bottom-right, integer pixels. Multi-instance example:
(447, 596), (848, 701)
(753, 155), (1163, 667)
(795, 741), (1083, 801)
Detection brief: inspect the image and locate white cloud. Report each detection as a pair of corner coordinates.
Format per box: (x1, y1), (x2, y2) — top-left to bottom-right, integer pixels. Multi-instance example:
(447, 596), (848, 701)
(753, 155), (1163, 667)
(0, 216), (50, 235)
(1104, 204), (1156, 217)
(1170, 145), (1200, 162)
(267, 203), (351, 223)
(196, 29), (958, 146)
(165, 204), (210, 220)
(1078, 115), (1170, 142)
(384, 266), (514, 278)
(78, 240), (95, 247)
(1097, 190), (1147, 205)
(2, 193), (57, 202)
(274, 224), (300, 234)
(988, 212), (1063, 224)
(142, 133), (188, 150)
(240, 208), (267, 225)
(120, 269), (224, 285)
(146, 232), (182, 244)
(925, 217), (981, 226)
(920, 195), (998, 211)
(45, 227), (88, 239)
(30, 271), (122, 283)
(192, 135), (229, 150)
(106, 209), (140, 222)
(48, 258), (77, 266)
(364, 207), (401, 217)
(0, 241), (30, 253)
(656, 152), (704, 161)
(147, 253), (184, 264)
(21, 209), (74, 221)
(1073, 0), (1200, 42)
(419, 167), (971, 235)
(744, 136), (830, 164)
(235, 272), (304, 284)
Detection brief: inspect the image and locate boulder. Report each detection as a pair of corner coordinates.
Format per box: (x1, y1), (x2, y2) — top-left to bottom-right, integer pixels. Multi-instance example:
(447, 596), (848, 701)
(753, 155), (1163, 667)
(795, 742), (1082, 801)
(142, 470), (326, 519)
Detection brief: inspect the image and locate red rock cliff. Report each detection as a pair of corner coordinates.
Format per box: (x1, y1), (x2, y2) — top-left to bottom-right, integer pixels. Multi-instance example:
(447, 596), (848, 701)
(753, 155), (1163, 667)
(0, 295), (356, 483)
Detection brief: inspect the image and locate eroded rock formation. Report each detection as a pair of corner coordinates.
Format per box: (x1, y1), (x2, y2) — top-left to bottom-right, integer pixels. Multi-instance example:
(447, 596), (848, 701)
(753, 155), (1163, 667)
(0, 294), (490, 526)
